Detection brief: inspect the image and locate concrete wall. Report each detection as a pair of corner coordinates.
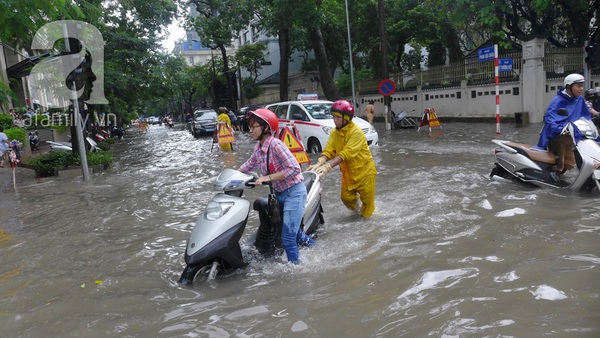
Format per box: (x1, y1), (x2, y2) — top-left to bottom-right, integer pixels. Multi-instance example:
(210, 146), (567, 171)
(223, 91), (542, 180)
(355, 77), (575, 124)
(357, 80), (524, 122)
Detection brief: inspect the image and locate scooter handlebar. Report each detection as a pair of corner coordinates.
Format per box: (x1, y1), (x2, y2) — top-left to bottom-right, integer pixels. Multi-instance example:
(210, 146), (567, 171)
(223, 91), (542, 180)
(245, 178), (272, 187)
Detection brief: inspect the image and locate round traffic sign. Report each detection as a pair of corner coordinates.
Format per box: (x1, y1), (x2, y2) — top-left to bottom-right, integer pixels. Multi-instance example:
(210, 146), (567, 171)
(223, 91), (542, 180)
(378, 79), (396, 96)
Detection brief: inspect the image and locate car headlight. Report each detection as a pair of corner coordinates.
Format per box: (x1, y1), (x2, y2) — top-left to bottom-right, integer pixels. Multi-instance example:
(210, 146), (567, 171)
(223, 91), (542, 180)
(204, 201), (234, 221)
(322, 125), (333, 135)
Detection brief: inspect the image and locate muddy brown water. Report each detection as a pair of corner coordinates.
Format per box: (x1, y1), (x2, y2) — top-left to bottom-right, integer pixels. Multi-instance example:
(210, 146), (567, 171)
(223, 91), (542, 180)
(1, 122), (599, 337)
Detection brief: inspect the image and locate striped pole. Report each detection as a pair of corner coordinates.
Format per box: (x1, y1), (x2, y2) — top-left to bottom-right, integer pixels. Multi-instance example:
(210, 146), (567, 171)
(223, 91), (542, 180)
(494, 44), (500, 134)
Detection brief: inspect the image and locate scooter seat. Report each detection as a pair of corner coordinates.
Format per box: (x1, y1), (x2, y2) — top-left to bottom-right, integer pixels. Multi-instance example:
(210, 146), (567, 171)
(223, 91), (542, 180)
(505, 142), (557, 165)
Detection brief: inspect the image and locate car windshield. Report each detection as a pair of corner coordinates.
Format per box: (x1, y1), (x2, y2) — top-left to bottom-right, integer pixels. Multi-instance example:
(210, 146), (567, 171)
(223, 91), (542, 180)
(194, 111), (217, 121)
(301, 103), (333, 119)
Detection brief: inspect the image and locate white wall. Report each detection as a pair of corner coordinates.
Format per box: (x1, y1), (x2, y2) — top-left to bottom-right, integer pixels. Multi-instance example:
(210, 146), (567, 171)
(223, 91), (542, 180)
(355, 76), (594, 123)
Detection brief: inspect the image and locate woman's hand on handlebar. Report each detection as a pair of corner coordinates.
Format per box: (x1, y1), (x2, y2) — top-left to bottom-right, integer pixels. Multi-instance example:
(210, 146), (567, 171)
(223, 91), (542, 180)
(255, 175), (272, 186)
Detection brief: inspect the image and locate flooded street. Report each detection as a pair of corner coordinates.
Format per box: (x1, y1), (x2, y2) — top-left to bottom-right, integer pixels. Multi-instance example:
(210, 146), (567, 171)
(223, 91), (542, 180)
(1, 121), (599, 337)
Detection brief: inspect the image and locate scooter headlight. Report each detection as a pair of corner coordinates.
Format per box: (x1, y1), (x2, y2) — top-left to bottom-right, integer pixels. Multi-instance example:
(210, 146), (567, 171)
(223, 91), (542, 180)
(204, 201), (234, 221)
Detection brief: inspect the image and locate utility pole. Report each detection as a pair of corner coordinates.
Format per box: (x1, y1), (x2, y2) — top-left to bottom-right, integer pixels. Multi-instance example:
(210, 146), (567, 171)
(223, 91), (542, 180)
(63, 22), (89, 180)
(378, 0), (392, 130)
(344, 0), (357, 108)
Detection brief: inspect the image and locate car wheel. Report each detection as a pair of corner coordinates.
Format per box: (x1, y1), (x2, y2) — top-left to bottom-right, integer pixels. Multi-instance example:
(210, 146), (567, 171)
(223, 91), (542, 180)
(307, 139), (322, 154)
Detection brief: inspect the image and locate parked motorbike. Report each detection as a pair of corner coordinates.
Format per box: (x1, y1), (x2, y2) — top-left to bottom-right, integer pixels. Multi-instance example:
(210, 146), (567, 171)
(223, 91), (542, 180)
(490, 109), (600, 192)
(29, 131), (39, 151)
(9, 140), (22, 162)
(178, 168), (324, 285)
(94, 127), (110, 142)
(46, 137), (99, 152)
(110, 125), (124, 141)
(392, 109), (418, 128)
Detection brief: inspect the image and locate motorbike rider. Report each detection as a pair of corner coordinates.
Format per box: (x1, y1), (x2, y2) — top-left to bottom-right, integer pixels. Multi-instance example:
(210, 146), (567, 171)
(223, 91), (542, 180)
(536, 73), (592, 178)
(29, 130), (39, 151)
(307, 99), (377, 218)
(237, 108), (315, 264)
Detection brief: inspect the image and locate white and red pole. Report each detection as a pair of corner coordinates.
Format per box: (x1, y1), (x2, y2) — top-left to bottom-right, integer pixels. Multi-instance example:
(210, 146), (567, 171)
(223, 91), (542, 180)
(494, 44), (500, 134)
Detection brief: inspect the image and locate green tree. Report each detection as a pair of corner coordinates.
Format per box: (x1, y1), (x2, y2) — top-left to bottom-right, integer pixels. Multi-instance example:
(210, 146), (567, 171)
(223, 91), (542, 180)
(187, 0), (256, 110)
(235, 43), (268, 101)
(100, 0), (177, 119)
(448, 0), (599, 48)
(256, 0), (342, 101)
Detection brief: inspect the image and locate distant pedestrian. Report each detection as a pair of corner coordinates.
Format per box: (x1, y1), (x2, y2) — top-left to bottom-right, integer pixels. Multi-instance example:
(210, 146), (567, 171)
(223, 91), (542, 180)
(217, 107), (233, 151)
(0, 126), (9, 168)
(228, 109), (240, 131)
(584, 88), (600, 117)
(362, 100), (376, 124)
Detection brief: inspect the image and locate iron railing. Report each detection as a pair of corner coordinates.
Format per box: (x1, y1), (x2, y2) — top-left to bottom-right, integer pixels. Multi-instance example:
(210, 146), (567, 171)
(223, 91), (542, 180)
(346, 47), (585, 95)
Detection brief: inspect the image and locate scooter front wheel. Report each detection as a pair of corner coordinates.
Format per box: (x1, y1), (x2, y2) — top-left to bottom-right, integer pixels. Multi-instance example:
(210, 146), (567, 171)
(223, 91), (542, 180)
(178, 264), (213, 285)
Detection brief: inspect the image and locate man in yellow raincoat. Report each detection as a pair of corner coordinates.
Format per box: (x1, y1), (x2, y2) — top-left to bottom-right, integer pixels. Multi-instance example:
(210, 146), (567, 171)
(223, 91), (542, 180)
(307, 99), (377, 218)
(216, 107), (233, 151)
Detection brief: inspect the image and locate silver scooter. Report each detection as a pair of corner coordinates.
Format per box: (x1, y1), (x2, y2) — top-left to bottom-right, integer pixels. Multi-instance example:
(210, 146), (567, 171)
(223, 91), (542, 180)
(490, 109), (600, 192)
(178, 168), (324, 285)
(46, 136), (100, 152)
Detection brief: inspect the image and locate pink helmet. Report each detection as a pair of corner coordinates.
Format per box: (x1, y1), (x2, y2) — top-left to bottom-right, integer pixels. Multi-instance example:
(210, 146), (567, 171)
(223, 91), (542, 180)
(331, 99), (355, 119)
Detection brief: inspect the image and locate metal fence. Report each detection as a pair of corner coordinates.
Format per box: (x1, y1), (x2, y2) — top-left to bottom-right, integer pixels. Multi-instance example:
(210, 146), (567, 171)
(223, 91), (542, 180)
(349, 47), (585, 95)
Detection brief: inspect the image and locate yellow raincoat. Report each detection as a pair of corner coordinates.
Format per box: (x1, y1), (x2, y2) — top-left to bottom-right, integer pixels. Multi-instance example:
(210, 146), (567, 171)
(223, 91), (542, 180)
(321, 120), (377, 217)
(216, 113), (233, 151)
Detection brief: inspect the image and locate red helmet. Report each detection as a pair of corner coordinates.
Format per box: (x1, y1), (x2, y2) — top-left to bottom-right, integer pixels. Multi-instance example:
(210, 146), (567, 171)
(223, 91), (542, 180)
(249, 108), (279, 133)
(331, 99), (355, 119)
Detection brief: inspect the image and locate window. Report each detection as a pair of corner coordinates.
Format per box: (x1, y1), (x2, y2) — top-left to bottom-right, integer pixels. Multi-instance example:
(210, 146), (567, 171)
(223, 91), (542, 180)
(275, 105), (289, 119)
(290, 105), (307, 121)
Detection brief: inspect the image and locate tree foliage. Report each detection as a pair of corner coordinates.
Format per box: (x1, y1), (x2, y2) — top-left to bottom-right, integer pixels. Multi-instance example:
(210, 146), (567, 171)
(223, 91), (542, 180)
(3, 0), (599, 120)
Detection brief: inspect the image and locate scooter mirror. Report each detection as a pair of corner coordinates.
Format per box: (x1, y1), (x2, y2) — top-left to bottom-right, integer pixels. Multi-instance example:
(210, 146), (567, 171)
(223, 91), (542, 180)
(557, 108), (569, 116)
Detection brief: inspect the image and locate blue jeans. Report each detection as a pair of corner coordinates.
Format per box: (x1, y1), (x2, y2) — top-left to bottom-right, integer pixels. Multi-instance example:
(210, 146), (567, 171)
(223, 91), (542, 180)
(275, 182), (315, 264)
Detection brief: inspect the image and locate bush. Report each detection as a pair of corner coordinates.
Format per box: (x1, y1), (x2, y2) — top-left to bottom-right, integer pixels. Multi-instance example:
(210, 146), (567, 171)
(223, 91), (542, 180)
(87, 151), (113, 166)
(0, 113), (13, 130)
(23, 150), (113, 177)
(4, 127), (26, 145)
(96, 141), (111, 151)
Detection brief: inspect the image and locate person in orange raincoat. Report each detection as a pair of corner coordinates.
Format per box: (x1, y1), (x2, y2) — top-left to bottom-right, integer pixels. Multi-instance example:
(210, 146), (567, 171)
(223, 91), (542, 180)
(307, 99), (377, 218)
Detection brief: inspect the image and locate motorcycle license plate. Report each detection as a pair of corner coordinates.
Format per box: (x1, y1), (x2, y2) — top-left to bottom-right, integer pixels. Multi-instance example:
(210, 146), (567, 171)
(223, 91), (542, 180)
(593, 169), (600, 180)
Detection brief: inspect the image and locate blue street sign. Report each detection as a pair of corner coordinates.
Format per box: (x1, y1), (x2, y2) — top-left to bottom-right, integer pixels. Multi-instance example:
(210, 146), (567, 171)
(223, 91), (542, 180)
(378, 79), (396, 96)
(499, 58), (513, 72)
(478, 46), (494, 62)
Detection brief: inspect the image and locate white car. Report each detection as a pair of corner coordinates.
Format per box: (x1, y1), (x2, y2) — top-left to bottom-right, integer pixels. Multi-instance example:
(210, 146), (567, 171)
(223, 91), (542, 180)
(265, 100), (379, 153)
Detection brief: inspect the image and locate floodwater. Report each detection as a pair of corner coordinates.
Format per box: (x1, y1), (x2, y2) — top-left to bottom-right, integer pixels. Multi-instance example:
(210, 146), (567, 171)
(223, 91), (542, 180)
(1, 121), (599, 337)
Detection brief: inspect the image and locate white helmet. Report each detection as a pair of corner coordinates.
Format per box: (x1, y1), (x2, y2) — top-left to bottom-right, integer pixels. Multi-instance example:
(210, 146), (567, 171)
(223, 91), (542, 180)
(564, 73), (585, 88)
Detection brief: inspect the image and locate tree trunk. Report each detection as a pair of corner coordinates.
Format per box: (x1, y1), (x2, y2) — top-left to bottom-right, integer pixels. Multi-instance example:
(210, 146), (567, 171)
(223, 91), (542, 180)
(278, 28), (290, 102)
(307, 27), (339, 100)
(219, 45), (238, 111)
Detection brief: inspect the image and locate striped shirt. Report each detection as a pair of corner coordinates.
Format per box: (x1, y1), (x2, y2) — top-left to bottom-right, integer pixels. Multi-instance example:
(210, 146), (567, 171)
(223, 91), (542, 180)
(239, 135), (303, 193)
